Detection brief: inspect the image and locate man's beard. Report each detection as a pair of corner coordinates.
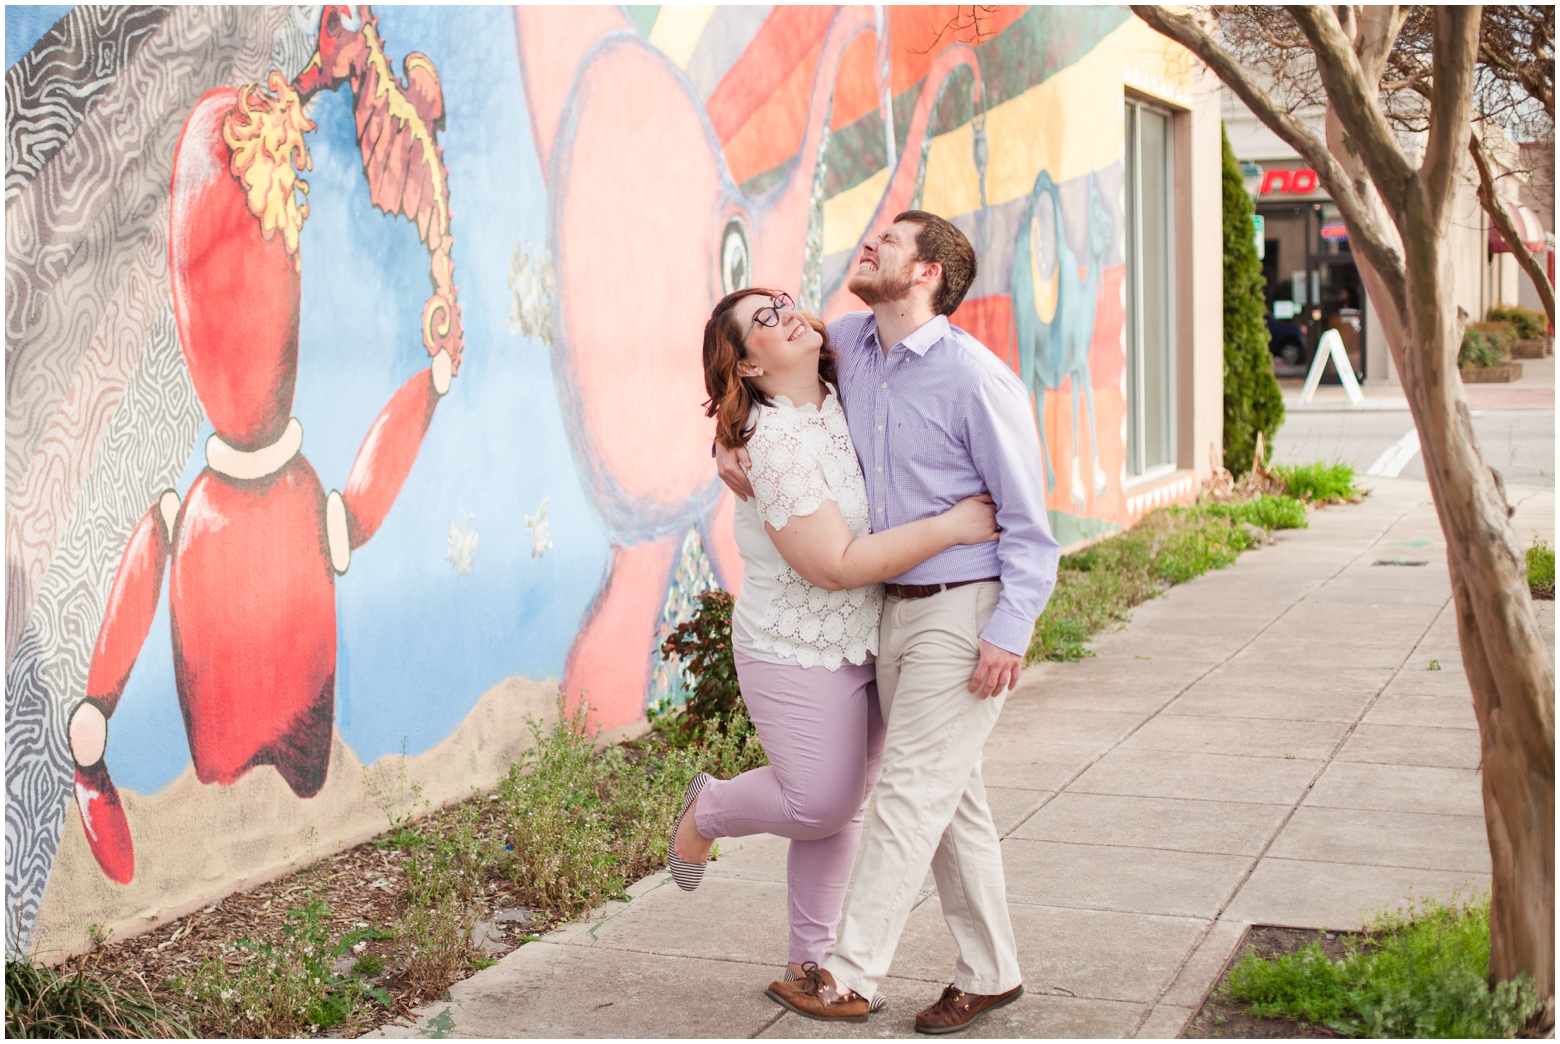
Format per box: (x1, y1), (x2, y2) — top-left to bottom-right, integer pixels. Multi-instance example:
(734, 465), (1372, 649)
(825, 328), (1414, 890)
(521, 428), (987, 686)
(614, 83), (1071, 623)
(848, 259), (915, 306)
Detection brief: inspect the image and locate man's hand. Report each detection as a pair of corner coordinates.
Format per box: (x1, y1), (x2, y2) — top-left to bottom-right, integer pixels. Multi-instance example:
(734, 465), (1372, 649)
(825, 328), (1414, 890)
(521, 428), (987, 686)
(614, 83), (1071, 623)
(715, 441), (754, 501)
(969, 639), (1022, 699)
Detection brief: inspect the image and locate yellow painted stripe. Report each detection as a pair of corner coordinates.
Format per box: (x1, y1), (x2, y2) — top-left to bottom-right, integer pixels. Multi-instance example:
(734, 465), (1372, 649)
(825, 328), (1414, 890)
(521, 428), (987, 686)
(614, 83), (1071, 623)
(921, 17), (1194, 217)
(648, 5), (716, 71)
(822, 166), (890, 257)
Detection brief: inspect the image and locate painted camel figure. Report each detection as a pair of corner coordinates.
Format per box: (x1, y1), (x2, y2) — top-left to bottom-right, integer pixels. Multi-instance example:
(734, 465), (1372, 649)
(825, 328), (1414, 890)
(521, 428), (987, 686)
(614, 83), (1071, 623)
(1012, 170), (1113, 511)
(66, 5), (458, 883)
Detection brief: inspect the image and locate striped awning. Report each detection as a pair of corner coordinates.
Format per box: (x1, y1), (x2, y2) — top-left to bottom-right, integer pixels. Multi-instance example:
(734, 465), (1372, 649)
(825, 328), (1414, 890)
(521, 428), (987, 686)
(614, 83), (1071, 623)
(1489, 199), (1547, 254)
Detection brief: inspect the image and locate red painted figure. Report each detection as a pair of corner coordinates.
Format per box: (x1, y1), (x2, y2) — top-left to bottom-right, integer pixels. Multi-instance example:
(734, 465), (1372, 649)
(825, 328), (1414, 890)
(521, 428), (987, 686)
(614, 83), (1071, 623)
(66, 6), (460, 883)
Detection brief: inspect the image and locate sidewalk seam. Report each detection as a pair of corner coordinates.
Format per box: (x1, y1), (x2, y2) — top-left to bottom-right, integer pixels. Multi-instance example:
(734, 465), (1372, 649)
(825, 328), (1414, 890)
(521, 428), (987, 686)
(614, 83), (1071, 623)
(1122, 490), (1432, 1037)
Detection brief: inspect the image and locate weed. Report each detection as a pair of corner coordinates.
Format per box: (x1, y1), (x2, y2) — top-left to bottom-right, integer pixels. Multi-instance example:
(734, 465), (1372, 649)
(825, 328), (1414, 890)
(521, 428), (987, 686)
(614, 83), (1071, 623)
(352, 952), (387, 977)
(365, 737), (429, 851)
(1526, 538), (1554, 599)
(1428, 659), (1443, 671)
(396, 895), (476, 1001)
(1273, 461), (1360, 504)
(1202, 493), (1309, 532)
(5, 954), (191, 1038)
(1223, 893), (1541, 1037)
(179, 898), (390, 1037)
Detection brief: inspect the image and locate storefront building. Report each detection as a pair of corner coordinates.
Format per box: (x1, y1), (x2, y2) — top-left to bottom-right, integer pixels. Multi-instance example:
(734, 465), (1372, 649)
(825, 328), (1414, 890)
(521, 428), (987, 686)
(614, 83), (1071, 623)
(1225, 91), (1552, 387)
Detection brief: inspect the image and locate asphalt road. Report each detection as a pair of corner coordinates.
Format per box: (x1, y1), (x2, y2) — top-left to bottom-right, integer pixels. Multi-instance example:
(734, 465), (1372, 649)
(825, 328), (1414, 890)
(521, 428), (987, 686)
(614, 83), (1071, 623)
(1270, 406), (1556, 489)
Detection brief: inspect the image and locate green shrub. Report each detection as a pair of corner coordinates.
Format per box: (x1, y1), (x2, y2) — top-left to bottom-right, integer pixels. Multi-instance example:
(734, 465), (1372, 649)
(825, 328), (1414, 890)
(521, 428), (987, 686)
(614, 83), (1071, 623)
(1224, 893), (1541, 1037)
(179, 899), (390, 1037)
(1486, 304), (1547, 340)
(1459, 327), (1509, 369)
(1274, 461), (1360, 504)
(1221, 124), (1285, 476)
(1528, 539), (1555, 599)
(659, 590), (743, 734)
(5, 954), (191, 1038)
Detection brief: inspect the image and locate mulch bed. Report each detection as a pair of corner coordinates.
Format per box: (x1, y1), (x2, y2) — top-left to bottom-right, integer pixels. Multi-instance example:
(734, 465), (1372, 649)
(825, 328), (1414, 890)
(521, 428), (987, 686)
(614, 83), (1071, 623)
(1184, 925), (1363, 1039)
(60, 802), (570, 1038)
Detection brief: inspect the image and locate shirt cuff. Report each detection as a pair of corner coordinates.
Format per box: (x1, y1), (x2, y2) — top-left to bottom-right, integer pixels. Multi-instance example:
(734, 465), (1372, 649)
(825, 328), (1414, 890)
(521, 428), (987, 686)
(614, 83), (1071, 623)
(979, 606), (1037, 658)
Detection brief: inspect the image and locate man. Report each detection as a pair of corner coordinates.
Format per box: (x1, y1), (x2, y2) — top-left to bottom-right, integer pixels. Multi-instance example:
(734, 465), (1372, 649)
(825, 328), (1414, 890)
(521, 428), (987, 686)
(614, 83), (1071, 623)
(716, 211), (1058, 1034)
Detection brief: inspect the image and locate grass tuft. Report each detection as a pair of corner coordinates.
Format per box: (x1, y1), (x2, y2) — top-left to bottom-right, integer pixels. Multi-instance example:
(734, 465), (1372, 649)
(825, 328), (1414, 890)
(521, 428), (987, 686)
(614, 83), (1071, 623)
(1527, 538), (1555, 599)
(1273, 461), (1360, 504)
(1224, 893), (1541, 1038)
(5, 955), (191, 1039)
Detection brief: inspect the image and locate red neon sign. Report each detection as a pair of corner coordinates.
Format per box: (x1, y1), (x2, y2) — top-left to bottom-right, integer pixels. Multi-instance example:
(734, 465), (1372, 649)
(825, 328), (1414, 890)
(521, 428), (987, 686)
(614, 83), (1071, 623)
(1259, 168), (1320, 195)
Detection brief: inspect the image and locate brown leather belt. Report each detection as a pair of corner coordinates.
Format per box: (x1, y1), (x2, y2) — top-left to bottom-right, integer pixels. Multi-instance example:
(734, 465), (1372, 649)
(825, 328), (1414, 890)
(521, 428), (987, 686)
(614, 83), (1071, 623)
(884, 576), (1001, 600)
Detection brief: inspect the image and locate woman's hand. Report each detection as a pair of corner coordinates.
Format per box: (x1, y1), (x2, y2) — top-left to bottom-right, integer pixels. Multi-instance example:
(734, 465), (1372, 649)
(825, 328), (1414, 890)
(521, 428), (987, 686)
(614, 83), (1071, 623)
(944, 494), (999, 545)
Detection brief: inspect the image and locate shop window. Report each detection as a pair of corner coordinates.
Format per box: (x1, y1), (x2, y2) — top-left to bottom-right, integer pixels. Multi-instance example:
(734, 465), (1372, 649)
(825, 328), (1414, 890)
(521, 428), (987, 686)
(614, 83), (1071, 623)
(1124, 99), (1175, 478)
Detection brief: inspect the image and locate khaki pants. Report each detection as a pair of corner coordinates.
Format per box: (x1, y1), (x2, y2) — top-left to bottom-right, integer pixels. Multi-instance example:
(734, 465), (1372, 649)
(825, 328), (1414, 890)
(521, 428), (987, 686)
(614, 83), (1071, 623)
(823, 581), (1021, 1000)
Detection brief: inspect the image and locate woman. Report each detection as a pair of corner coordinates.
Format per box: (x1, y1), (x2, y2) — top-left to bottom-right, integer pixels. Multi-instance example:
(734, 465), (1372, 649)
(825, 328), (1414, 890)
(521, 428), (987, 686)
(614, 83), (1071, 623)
(670, 287), (998, 995)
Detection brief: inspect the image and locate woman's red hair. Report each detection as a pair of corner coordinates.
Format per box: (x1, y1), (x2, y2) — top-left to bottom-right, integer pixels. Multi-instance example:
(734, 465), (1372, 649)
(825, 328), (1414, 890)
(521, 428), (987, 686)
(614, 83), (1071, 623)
(701, 288), (837, 449)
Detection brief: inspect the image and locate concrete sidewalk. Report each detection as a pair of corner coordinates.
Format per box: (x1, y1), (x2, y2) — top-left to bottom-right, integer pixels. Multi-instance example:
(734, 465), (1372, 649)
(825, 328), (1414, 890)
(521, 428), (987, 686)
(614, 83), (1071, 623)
(374, 478), (1554, 1040)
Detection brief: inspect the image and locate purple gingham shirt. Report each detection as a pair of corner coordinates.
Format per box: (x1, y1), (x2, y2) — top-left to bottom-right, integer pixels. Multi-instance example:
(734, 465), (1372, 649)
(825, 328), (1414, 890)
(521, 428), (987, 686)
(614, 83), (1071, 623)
(828, 311), (1059, 656)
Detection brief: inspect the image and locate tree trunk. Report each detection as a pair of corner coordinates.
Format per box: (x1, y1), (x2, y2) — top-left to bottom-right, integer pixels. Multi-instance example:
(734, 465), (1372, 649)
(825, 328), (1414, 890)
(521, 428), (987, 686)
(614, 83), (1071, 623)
(1128, 6), (1556, 1026)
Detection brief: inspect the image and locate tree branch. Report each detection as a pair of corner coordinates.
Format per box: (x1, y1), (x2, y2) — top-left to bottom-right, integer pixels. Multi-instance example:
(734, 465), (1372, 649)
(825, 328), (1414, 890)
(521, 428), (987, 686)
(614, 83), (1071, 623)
(1286, 6), (1415, 203)
(1129, 4), (1407, 309)
(1470, 128), (1556, 327)
(1422, 7), (1481, 224)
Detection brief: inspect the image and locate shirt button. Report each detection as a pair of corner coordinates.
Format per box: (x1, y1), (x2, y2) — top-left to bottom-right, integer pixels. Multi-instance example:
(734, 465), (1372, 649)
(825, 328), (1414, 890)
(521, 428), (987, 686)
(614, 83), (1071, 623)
(877, 425), (883, 432)
(881, 382), (887, 389)
(876, 466), (882, 473)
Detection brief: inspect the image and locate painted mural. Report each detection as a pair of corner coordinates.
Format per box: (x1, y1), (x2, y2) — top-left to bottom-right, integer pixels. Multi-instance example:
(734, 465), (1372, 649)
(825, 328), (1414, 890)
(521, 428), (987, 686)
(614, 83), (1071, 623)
(5, 5), (1194, 955)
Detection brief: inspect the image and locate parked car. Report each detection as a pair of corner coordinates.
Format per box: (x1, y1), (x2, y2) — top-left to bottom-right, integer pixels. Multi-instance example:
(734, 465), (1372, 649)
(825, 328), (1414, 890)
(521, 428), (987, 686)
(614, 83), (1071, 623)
(1266, 311), (1312, 367)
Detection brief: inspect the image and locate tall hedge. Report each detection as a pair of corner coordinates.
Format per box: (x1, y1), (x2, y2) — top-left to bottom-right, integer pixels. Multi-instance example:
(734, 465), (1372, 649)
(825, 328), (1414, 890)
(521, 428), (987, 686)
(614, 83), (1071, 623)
(1221, 124), (1284, 476)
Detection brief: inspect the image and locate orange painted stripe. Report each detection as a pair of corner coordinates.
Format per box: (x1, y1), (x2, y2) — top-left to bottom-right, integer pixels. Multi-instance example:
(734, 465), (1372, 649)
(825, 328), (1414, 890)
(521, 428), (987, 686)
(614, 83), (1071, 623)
(831, 30), (880, 131)
(721, 37), (823, 186)
(706, 6), (835, 144)
(888, 6), (1029, 96)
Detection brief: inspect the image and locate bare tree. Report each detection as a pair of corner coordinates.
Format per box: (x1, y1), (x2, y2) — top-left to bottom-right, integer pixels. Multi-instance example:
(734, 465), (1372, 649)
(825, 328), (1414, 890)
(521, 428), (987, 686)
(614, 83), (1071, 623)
(1133, 4), (1554, 1026)
(1215, 6), (1555, 324)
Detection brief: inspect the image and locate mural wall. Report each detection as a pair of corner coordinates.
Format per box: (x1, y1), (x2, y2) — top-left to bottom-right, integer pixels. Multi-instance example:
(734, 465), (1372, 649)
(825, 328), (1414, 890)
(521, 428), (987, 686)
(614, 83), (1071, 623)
(5, 5), (1198, 955)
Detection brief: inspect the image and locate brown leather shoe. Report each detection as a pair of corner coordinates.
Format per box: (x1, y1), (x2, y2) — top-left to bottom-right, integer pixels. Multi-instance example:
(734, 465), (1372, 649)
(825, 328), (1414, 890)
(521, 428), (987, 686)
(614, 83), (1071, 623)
(914, 983), (1024, 1034)
(766, 962), (870, 1022)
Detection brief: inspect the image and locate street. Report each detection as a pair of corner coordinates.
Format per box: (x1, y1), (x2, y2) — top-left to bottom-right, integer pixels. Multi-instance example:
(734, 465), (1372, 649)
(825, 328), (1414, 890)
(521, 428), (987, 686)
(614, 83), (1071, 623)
(1269, 356), (1555, 498)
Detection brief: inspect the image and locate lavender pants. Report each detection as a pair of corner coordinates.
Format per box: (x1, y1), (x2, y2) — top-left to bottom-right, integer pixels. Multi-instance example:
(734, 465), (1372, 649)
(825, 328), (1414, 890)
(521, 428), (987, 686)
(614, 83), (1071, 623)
(695, 650), (885, 965)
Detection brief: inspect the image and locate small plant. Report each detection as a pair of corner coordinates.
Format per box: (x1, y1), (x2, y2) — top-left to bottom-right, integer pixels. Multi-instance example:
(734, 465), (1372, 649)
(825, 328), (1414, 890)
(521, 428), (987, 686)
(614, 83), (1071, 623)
(5, 953), (191, 1038)
(1458, 326), (1509, 369)
(1526, 538), (1554, 599)
(1203, 493), (1309, 532)
(1486, 303), (1548, 340)
(1273, 461), (1360, 504)
(365, 737), (429, 850)
(396, 895), (476, 1001)
(658, 590), (744, 733)
(179, 898), (390, 1037)
(1223, 893), (1541, 1037)
(1428, 659), (1443, 671)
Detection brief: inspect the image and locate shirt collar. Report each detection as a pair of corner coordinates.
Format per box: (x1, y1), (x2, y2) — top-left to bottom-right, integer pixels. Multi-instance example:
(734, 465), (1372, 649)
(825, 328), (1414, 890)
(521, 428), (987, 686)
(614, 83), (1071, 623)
(870, 313), (950, 357)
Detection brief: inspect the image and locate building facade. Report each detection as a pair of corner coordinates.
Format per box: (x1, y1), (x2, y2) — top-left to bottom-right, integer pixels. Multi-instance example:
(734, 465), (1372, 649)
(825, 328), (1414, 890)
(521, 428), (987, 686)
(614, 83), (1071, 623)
(5, 5), (1224, 956)
(1224, 88), (1552, 387)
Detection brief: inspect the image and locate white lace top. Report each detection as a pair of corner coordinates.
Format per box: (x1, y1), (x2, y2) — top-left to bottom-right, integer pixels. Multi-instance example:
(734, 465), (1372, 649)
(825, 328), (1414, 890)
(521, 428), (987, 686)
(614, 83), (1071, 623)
(731, 388), (884, 670)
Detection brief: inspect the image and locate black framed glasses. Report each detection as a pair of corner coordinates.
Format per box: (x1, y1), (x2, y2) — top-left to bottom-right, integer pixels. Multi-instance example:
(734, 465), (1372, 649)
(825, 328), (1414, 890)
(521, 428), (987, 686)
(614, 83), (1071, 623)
(742, 292), (796, 343)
